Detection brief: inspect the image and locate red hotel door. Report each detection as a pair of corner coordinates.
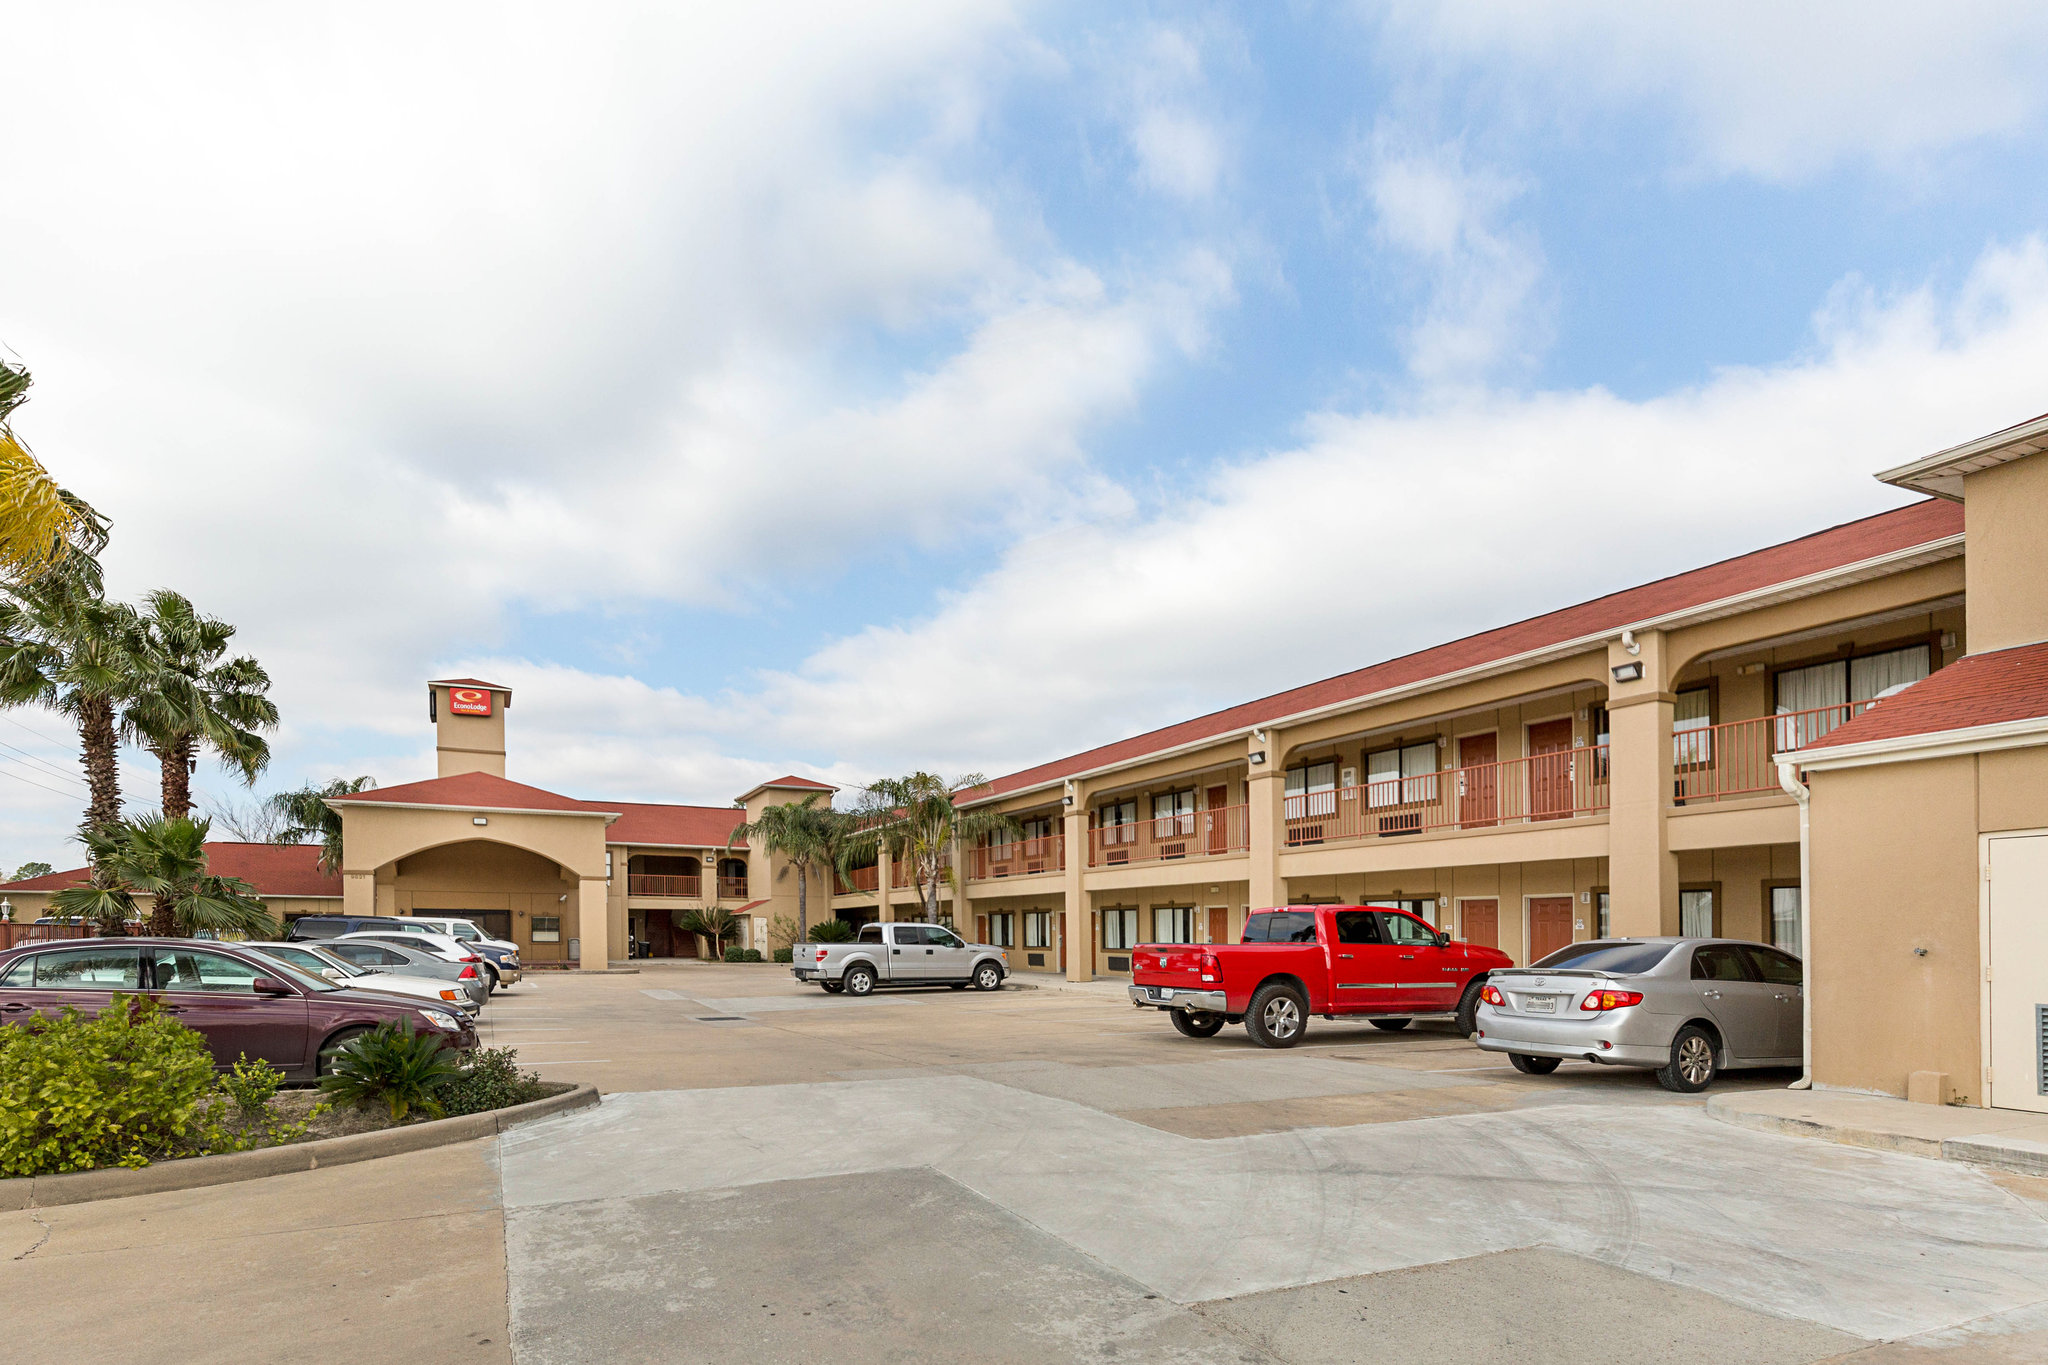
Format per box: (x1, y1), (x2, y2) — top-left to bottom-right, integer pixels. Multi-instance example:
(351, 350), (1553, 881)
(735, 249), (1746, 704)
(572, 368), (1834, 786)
(1207, 907), (1229, 945)
(1461, 898), (1498, 949)
(1458, 734), (1498, 828)
(1528, 719), (1575, 820)
(1528, 897), (1574, 963)
(1205, 785), (1230, 854)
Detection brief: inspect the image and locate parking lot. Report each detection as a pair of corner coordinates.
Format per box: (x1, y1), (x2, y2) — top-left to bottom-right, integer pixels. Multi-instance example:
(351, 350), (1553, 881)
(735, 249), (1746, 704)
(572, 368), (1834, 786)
(6, 964), (2048, 1363)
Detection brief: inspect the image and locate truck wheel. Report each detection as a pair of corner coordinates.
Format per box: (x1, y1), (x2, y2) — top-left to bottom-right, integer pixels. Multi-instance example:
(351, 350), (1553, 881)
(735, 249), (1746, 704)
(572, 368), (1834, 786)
(1655, 1024), (1719, 1093)
(1454, 980), (1484, 1037)
(1509, 1053), (1560, 1075)
(844, 965), (876, 997)
(973, 962), (1004, 991)
(1369, 1018), (1411, 1031)
(1171, 1010), (1225, 1038)
(820, 982), (844, 994)
(1245, 983), (1308, 1048)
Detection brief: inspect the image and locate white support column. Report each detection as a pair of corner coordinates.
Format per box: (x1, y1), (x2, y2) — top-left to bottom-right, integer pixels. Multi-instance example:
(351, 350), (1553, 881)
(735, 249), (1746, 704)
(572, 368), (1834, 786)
(1063, 783), (1089, 981)
(577, 875), (611, 972)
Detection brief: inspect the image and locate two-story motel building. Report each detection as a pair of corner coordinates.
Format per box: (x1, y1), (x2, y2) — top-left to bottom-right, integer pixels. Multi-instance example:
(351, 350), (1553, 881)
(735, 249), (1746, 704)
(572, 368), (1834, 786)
(3, 412), (2043, 1111)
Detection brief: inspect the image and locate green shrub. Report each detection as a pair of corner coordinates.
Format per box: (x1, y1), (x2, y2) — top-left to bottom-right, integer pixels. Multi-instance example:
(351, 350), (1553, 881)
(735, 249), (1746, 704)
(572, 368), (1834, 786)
(441, 1046), (549, 1117)
(807, 918), (855, 943)
(319, 1019), (462, 1121)
(722, 946), (745, 962)
(0, 995), (217, 1176)
(741, 948), (763, 962)
(771, 947), (793, 963)
(219, 1054), (285, 1119)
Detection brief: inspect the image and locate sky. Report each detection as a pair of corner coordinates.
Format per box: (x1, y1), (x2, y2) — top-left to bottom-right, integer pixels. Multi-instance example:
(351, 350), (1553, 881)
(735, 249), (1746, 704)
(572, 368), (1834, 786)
(3, 1), (2048, 866)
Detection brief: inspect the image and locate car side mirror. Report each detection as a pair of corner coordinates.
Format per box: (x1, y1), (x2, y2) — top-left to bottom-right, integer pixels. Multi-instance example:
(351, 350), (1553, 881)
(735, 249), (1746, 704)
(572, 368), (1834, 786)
(251, 976), (294, 997)
(1435, 932), (1452, 948)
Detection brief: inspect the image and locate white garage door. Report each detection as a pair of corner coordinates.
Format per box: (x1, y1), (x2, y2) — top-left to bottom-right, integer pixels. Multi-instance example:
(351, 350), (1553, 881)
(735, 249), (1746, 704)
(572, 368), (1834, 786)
(1987, 832), (2048, 1114)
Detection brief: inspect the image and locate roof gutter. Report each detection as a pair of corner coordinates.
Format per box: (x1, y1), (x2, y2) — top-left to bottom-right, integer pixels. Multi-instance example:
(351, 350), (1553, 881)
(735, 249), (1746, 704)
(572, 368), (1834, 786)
(963, 532), (1963, 809)
(328, 799), (621, 825)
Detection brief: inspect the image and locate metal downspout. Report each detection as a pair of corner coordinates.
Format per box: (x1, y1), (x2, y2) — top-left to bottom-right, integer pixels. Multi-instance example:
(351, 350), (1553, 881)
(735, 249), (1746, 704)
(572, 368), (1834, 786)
(1777, 757), (1813, 1090)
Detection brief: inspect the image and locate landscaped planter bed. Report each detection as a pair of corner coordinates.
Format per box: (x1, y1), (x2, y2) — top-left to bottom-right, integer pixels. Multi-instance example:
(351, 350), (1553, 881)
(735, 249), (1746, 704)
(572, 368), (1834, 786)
(0, 1081), (598, 1210)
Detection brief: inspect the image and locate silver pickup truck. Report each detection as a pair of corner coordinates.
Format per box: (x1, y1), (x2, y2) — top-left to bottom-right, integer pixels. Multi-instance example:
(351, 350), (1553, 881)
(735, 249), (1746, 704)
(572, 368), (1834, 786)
(792, 922), (1010, 995)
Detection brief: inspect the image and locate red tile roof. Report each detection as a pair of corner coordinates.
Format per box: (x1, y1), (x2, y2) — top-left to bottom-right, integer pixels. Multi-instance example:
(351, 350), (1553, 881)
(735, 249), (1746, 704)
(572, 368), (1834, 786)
(604, 802), (748, 849)
(0, 843), (342, 897)
(762, 775), (835, 791)
(975, 499), (1964, 802)
(1801, 642), (2048, 750)
(326, 771), (748, 848)
(326, 771), (608, 814)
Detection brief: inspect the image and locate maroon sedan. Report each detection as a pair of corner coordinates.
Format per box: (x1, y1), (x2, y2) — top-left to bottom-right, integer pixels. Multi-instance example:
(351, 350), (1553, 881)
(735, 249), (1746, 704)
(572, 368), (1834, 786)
(0, 937), (478, 1079)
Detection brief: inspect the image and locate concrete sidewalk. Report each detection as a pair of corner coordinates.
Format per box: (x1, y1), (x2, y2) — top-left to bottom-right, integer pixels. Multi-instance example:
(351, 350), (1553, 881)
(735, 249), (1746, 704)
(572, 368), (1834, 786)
(1708, 1088), (2048, 1176)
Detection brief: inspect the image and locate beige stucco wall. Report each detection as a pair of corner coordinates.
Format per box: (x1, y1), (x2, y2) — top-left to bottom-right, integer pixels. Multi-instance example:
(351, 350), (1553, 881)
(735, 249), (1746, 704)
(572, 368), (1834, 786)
(433, 683), (509, 778)
(1807, 756), (1983, 1100)
(386, 840), (580, 961)
(1963, 455), (2048, 654)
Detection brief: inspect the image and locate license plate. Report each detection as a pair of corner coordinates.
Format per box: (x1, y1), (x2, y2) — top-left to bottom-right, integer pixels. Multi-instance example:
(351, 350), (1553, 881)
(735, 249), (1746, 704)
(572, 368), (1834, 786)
(1524, 996), (1557, 1014)
(1157, 988), (1175, 999)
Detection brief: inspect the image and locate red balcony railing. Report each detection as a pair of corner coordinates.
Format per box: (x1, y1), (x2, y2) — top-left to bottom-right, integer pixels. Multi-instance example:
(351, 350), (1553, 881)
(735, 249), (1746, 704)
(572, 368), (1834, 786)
(717, 876), (749, 900)
(971, 833), (1066, 880)
(626, 874), (702, 898)
(1673, 702), (1875, 804)
(839, 866), (879, 894)
(1089, 804), (1248, 867)
(1285, 746), (1609, 847)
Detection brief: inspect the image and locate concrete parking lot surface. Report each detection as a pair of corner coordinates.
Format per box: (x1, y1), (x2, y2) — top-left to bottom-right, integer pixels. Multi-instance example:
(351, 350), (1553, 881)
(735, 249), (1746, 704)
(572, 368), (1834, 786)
(6, 964), (2048, 1364)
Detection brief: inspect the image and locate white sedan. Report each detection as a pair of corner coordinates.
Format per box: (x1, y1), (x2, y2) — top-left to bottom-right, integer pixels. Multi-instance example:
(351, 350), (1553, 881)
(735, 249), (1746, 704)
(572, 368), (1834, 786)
(245, 942), (482, 1017)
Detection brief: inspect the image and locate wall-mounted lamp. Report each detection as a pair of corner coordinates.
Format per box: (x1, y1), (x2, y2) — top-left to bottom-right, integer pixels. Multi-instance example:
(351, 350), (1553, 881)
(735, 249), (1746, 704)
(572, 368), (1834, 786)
(472, 816), (489, 826)
(1580, 891), (1590, 904)
(1062, 794), (1074, 807)
(1940, 632), (1957, 650)
(1436, 735), (1448, 749)
(1611, 661), (1644, 684)
(1436, 896), (1448, 910)
(558, 893), (568, 903)
(1248, 750), (1267, 766)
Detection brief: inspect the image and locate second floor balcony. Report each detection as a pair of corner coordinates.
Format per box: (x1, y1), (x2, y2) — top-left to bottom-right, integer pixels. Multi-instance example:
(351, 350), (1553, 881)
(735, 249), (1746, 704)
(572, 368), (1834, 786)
(1091, 804), (1249, 867)
(1286, 746), (1609, 848)
(627, 873), (701, 898)
(971, 833), (1065, 879)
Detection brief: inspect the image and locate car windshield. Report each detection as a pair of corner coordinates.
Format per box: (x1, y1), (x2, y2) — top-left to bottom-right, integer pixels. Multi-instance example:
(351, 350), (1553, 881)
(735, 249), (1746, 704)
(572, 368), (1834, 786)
(257, 944), (363, 977)
(1526, 941), (1675, 974)
(241, 948), (345, 992)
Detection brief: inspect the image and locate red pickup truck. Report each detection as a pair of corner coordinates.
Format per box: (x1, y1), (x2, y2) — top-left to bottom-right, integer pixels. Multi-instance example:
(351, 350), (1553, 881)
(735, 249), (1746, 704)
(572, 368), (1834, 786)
(1128, 905), (1513, 1048)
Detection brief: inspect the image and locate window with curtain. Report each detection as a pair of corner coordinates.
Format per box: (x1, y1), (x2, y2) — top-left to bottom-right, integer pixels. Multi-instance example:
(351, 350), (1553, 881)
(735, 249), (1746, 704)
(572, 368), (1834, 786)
(1680, 888), (1715, 938)
(1152, 789), (1195, 838)
(1284, 760), (1337, 818)
(1590, 704), (1611, 779)
(1672, 688), (1713, 766)
(1776, 645), (1929, 749)
(1362, 897), (1437, 926)
(1021, 816), (1053, 846)
(1097, 799), (1137, 845)
(1770, 886), (1802, 952)
(1152, 906), (1194, 943)
(1024, 911), (1051, 947)
(1102, 908), (1139, 950)
(1366, 742), (1437, 808)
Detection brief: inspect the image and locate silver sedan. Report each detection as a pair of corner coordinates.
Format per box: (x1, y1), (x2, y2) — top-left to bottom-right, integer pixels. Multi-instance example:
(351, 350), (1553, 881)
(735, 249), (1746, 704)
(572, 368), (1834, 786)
(1473, 937), (1803, 1092)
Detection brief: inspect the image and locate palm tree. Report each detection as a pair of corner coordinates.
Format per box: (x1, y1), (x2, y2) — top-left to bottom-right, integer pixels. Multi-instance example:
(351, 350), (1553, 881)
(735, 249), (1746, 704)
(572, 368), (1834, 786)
(271, 776), (377, 873)
(0, 569), (143, 835)
(673, 903), (738, 960)
(728, 794), (843, 941)
(846, 773), (1020, 925)
(124, 589), (278, 820)
(0, 356), (109, 585)
(52, 813), (275, 938)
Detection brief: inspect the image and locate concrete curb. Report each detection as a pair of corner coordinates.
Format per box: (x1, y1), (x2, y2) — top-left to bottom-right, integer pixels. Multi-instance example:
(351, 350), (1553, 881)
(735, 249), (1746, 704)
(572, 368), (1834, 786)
(0, 1083), (600, 1211)
(1705, 1094), (2048, 1177)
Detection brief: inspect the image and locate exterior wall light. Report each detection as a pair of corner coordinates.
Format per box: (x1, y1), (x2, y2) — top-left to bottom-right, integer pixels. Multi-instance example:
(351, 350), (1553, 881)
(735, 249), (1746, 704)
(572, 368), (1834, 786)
(1610, 662), (1644, 684)
(1248, 750), (1267, 765)
(472, 816), (489, 826)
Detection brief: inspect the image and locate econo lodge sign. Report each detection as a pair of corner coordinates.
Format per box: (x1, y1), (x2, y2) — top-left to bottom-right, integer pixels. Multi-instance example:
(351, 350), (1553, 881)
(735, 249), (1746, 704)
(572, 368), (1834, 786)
(449, 687), (493, 717)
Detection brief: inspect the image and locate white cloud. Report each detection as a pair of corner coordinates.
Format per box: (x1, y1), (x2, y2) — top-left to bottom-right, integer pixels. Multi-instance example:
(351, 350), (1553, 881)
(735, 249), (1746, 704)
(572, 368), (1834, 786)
(449, 238), (2048, 803)
(1367, 1), (2048, 180)
(1110, 25), (1233, 202)
(1361, 135), (1547, 385)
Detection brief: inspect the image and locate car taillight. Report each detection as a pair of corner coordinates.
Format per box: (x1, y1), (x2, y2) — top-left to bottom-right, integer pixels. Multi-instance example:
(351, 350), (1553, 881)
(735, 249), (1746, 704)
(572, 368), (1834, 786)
(1197, 953), (1220, 983)
(1581, 989), (1644, 1012)
(1480, 985), (1506, 1007)
(459, 965), (478, 979)
(459, 954), (482, 963)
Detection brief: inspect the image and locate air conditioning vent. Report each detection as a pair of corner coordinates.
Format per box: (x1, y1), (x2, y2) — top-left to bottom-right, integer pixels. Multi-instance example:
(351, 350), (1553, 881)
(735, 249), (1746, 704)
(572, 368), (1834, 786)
(1378, 812), (1422, 836)
(1026, 952), (1044, 967)
(1158, 842), (1187, 860)
(1108, 955), (1131, 973)
(2038, 1004), (2048, 1096)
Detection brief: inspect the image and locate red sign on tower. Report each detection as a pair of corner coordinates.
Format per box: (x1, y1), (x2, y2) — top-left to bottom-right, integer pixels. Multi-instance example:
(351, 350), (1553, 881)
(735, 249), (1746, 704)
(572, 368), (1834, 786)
(449, 687), (492, 717)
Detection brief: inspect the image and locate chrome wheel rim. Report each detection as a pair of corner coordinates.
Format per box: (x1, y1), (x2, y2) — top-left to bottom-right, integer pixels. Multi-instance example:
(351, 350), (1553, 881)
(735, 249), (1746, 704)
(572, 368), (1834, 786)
(977, 967), (998, 988)
(1678, 1035), (1713, 1085)
(1263, 997), (1300, 1038)
(848, 973), (871, 995)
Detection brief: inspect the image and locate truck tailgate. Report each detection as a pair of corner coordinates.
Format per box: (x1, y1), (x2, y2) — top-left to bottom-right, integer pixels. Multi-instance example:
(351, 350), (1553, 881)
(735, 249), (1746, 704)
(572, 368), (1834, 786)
(1132, 944), (1213, 986)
